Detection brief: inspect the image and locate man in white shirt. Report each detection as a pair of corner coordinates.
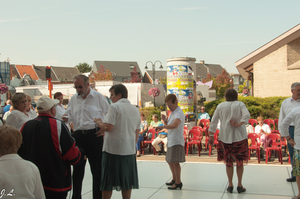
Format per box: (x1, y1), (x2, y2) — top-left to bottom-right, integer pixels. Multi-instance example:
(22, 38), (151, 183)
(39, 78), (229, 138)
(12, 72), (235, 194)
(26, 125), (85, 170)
(279, 82), (300, 182)
(63, 75), (109, 199)
(280, 106), (300, 199)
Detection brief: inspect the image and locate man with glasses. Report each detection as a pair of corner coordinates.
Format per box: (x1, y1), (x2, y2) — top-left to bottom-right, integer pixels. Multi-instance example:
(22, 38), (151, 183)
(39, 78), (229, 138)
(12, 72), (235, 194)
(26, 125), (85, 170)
(63, 74), (109, 199)
(279, 82), (300, 183)
(19, 96), (84, 199)
(197, 106), (210, 127)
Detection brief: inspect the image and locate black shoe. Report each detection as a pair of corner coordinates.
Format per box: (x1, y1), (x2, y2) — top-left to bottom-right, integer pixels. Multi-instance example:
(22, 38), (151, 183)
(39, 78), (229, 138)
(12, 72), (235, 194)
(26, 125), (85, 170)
(227, 186), (233, 193)
(168, 182), (183, 190)
(237, 186), (246, 193)
(286, 177), (296, 182)
(166, 180), (175, 186)
(157, 151), (162, 155)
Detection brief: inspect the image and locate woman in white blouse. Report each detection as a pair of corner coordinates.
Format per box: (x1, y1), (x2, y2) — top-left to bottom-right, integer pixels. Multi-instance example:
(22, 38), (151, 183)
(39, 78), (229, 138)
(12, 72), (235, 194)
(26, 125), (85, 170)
(6, 93), (30, 130)
(0, 125), (45, 199)
(208, 89), (250, 194)
(25, 94), (38, 119)
(54, 92), (66, 120)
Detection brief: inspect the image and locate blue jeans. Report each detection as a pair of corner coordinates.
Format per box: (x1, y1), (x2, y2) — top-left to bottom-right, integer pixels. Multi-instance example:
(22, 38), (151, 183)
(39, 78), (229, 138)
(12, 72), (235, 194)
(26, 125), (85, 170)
(136, 135), (144, 151)
(288, 126), (295, 178)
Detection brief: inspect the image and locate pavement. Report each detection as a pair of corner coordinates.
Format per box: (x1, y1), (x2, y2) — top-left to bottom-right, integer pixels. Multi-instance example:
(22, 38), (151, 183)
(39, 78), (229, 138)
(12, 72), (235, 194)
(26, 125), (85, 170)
(67, 146), (296, 199)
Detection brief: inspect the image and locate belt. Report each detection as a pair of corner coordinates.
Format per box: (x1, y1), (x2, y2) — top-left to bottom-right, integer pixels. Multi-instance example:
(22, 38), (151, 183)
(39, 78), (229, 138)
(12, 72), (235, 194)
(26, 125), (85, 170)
(75, 128), (100, 134)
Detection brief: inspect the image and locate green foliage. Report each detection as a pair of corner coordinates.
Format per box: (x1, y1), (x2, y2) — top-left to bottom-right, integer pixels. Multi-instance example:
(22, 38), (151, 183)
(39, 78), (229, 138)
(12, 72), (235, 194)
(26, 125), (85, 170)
(238, 80), (252, 93)
(76, 62), (92, 73)
(204, 96), (288, 120)
(139, 106), (166, 124)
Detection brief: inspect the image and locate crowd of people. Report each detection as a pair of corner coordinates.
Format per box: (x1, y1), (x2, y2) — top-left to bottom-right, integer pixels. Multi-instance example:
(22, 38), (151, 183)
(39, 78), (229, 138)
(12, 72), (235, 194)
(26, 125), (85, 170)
(1, 76), (300, 199)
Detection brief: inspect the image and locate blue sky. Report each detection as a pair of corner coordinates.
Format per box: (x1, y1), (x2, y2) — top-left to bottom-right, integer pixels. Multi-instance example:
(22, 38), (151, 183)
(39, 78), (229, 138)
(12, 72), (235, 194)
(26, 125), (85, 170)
(1, 0), (300, 74)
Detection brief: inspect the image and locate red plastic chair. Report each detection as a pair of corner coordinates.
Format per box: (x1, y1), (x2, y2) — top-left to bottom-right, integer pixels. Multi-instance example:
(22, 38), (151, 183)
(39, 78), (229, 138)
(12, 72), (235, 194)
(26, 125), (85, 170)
(265, 134), (283, 164)
(199, 119), (210, 150)
(274, 119), (279, 134)
(209, 129), (219, 156)
(248, 119), (257, 132)
(264, 119), (276, 132)
(186, 129), (202, 156)
(142, 129), (158, 155)
(247, 133), (261, 163)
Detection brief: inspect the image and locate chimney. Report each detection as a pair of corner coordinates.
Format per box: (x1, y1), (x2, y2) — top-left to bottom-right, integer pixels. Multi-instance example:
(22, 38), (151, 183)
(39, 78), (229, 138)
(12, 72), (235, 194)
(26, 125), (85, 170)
(199, 60), (205, 64)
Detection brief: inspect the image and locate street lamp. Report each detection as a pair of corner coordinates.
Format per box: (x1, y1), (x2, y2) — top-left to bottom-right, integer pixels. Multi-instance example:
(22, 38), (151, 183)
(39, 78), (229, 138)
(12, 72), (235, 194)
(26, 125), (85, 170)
(145, 60), (163, 107)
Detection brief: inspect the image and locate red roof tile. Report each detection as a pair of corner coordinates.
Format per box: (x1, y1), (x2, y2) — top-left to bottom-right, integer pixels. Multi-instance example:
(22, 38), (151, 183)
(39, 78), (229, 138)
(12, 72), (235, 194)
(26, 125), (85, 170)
(15, 65), (39, 80)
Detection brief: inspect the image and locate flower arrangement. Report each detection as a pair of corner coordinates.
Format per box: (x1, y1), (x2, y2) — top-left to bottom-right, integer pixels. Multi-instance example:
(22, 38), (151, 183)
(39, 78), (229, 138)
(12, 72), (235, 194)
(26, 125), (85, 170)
(0, 83), (8, 94)
(148, 87), (160, 98)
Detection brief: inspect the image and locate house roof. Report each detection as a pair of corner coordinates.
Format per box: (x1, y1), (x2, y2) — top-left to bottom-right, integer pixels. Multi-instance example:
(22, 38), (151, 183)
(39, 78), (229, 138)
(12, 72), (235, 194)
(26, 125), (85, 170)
(14, 65), (39, 80)
(51, 66), (80, 82)
(236, 23), (300, 78)
(34, 66), (59, 81)
(145, 70), (167, 82)
(93, 61), (142, 77)
(10, 65), (20, 79)
(194, 63), (223, 79)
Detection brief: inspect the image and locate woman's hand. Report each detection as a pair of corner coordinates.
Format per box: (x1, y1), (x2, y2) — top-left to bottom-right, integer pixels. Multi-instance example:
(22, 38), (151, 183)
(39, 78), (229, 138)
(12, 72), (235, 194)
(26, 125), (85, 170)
(230, 120), (244, 127)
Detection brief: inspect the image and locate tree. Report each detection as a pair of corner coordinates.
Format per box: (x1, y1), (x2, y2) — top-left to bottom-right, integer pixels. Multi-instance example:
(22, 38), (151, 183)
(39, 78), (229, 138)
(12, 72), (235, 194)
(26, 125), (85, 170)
(76, 62), (92, 73)
(89, 65), (114, 83)
(238, 80), (252, 93)
(202, 69), (232, 98)
(159, 75), (167, 85)
(124, 66), (142, 83)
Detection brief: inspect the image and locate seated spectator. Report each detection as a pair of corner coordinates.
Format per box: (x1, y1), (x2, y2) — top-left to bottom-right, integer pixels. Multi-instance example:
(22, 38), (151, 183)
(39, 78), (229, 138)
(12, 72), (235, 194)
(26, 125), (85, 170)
(149, 114), (163, 129)
(197, 106), (210, 127)
(2, 106), (13, 123)
(152, 120), (168, 155)
(0, 125), (45, 199)
(136, 113), (148, 157)
(3, 100), (12, 115)
(148, 114), (163, 140)
(255, 116), (271, 160)
(25, 94), (38, 119)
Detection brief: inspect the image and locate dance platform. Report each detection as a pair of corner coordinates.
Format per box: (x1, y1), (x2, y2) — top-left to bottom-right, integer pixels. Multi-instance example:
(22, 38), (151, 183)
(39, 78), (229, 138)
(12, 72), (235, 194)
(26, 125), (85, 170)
(68, 160), (296, 199)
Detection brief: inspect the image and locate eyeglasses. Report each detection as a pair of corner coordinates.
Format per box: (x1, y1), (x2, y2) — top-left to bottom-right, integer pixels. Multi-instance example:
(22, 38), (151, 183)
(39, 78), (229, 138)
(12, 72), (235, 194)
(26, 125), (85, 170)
(19, 100), (28, 104)
(201, 109), (205, 110)
(110, 94), (115, 97)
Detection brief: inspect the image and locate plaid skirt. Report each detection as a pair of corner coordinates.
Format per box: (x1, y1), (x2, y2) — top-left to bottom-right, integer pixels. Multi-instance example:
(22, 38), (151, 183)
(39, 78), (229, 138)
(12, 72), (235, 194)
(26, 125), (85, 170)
(217, 139), (249, 167)
(293, 149), (300, 176)
(166, 145), (186, 163)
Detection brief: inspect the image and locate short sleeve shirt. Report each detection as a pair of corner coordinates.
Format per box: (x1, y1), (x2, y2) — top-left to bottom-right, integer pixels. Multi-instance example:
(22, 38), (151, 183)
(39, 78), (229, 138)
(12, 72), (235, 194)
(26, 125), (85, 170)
(167, 106), (185, 147)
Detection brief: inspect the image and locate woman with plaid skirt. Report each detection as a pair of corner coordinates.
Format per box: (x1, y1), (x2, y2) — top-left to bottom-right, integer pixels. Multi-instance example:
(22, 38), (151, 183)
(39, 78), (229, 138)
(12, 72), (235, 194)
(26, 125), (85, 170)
(208, 89), (250, 194)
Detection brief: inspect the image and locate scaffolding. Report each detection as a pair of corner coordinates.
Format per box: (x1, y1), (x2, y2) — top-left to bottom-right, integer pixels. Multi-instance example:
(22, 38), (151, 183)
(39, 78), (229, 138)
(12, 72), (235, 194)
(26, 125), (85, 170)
(0, 62), (10, 85)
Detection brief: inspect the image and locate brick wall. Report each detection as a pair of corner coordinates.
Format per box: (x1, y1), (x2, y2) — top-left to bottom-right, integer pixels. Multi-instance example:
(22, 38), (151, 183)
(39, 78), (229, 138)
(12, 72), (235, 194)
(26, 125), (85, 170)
(253, 43), (300, 97)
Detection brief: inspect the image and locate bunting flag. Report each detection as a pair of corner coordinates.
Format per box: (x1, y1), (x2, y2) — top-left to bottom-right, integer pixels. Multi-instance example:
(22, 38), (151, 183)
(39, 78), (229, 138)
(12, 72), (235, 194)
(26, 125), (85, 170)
(196, 80), (213, 88)
(204, 80), (213, 88)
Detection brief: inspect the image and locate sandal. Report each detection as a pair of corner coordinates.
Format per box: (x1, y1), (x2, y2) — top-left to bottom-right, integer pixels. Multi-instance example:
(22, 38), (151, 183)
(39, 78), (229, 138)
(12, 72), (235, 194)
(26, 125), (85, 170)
(237, 186), (246, 193)
(227, 186), (233, 193)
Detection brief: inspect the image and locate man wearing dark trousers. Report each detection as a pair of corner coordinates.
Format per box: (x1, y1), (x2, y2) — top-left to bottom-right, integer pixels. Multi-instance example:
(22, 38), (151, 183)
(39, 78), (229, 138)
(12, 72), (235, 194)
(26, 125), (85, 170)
(63, 75), (109, 199)
(279, 82), (300, 182)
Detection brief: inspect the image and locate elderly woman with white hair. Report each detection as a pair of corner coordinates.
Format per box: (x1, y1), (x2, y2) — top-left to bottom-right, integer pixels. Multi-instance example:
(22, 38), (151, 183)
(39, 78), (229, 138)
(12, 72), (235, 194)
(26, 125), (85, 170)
(0, 125), (45, 199)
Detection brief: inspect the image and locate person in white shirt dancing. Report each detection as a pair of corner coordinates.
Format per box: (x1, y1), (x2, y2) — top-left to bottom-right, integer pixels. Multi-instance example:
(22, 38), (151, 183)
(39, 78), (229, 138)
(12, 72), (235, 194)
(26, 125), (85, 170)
(63, 75), (109, 199)
(279, 82), (300, 182)
(155, 94), (186, 190)
(280, 105), (300, 199)
(208, 89), (250, 194)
